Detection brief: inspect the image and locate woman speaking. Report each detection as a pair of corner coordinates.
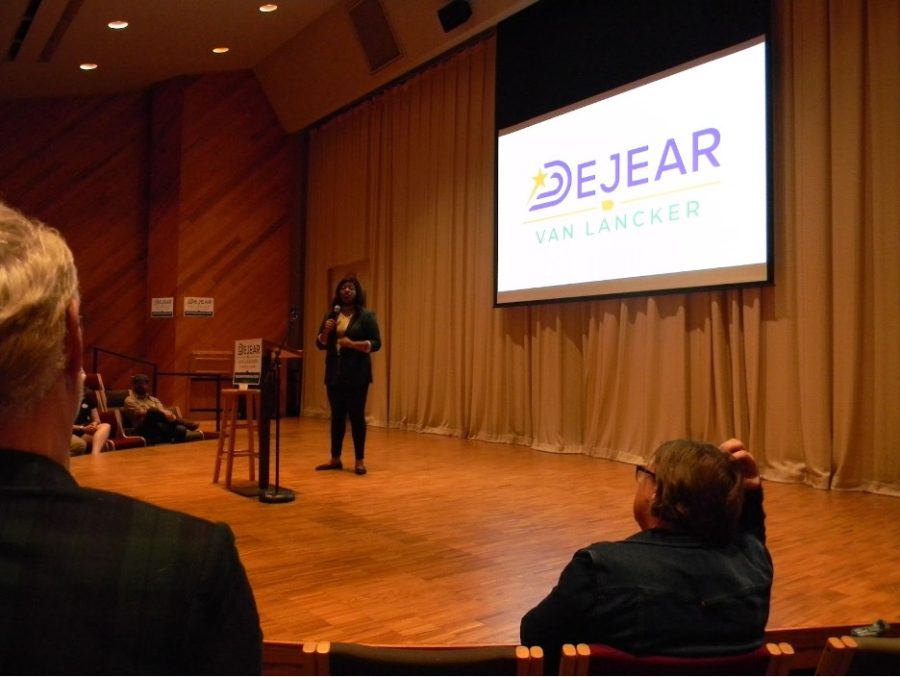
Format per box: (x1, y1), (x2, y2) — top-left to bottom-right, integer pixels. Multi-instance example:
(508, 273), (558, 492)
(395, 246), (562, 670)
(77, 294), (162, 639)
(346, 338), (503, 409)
(314, 277), (382, 475)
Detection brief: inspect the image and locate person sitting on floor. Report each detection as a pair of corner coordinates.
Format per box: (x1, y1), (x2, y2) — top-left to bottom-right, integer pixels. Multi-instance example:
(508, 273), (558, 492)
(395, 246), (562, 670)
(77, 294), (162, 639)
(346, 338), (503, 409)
(69, 434), (88, 456)
(123, 373), (199, 444)
(72, 383), (110, 454)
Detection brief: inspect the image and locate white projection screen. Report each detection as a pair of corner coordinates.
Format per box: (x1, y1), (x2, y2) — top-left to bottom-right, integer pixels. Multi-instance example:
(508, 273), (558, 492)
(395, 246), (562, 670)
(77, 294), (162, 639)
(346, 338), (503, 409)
(494, 3), (772, 306)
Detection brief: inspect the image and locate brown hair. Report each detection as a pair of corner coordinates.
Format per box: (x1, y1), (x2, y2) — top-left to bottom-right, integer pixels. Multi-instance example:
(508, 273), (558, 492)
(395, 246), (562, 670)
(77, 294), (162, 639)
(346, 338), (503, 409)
(648, 439), (745, 545)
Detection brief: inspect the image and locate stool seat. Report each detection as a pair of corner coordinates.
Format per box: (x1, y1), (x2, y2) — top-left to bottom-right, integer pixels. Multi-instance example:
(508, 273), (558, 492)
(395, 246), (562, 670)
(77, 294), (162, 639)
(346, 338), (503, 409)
(214, 388), (260, 490)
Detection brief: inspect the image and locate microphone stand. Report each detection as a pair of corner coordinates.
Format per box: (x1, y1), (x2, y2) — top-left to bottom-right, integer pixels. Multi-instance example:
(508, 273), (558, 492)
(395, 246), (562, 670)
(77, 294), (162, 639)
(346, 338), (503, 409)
(259, 309), (297, 504)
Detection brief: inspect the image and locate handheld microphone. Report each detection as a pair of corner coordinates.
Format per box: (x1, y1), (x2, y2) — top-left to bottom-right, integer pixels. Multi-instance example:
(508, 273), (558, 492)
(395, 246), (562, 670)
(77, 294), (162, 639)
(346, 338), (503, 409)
(330, 304), (340, 319)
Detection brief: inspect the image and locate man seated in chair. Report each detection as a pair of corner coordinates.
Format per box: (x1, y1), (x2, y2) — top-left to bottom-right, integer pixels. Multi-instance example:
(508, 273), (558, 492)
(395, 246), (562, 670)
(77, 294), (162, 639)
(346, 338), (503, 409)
(0, 200), (262, 673)
(520, 438), (772, 673)
(124, 373), (199, 444)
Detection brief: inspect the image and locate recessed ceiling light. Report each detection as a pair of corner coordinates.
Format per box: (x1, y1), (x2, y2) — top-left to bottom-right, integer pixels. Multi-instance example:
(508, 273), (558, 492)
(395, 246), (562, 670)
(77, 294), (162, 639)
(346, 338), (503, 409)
(212, 47), (230, 54)
(80, 63), (98, 71)
(107, 20), (129, 30)
(259, 4), (278, 12)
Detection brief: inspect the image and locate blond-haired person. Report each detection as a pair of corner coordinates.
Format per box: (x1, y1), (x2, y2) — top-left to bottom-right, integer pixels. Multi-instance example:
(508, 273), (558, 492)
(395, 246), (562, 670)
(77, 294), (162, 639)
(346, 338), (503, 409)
(0, 200), (262, 673)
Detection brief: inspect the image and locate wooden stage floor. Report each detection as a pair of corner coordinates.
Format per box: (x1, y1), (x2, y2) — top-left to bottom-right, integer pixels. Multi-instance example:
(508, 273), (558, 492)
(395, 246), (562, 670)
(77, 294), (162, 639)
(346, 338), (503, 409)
(70, 417), (900, 645)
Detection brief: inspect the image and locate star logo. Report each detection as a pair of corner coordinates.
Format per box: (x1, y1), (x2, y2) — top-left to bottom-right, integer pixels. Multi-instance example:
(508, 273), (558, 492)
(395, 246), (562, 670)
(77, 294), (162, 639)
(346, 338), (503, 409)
(528, 167), (547, 204)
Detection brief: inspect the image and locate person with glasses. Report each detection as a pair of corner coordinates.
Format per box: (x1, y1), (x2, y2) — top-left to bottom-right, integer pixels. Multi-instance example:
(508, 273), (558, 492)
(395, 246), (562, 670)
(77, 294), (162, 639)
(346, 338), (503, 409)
(520, 438), (771, 673)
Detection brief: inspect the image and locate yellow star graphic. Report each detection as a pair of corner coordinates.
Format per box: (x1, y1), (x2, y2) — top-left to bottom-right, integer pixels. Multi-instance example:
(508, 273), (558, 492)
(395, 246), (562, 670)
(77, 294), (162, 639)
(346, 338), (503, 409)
(528, 167), (547, 204)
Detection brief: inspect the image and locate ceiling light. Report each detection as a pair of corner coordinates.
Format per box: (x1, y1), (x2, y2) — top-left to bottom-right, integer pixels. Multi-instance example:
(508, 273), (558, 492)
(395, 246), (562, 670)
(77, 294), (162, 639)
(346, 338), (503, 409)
(259, 4), (278, 12)
(80, 63), (98, 70)
(212, 47), (230, 54)
(107, 20), (129, 30)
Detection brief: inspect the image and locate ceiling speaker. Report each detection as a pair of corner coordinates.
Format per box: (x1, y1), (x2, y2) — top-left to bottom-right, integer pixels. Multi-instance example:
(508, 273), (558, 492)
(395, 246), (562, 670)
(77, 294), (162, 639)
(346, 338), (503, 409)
(438, 0), (472, 33)
(348, 0), (402, 72)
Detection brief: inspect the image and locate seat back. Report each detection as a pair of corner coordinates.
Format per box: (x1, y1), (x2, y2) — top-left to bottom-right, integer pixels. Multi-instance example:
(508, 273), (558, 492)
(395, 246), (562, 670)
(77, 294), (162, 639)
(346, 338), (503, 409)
(83, 372), (107, 410)
(262, 640), (317, 675)
(316, 641), (539, 676)
(97, 410), (147, 450)
(104, 389), (137, 431)
(104, 388), (131, 410)
(816, 636), (900, 675)
(561, 642), (792, 676)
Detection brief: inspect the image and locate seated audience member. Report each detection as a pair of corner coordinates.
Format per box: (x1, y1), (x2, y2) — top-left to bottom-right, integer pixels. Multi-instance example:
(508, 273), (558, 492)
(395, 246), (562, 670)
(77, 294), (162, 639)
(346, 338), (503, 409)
(72, 384), (111, 454)
(0, 200), (263, 674)
(69, 434), (88, 455)
(124, 373), (199, 444)
(521, 438), (772, 673)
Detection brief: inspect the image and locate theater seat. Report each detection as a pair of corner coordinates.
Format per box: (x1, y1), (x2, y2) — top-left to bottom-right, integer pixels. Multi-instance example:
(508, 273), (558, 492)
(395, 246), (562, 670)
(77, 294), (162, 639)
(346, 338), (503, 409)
(559, 642), (793, 676)
(313, 641), (541, 675)
(815, 636), (900, 675)
(98, 409), (147, 450)
(262, 640), (317, 675)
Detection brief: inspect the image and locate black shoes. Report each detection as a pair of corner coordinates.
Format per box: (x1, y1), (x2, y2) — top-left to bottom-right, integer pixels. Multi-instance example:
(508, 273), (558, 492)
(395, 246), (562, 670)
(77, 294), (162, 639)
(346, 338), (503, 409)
(315, 459), (367, 474)
(173, 425), (188, 442)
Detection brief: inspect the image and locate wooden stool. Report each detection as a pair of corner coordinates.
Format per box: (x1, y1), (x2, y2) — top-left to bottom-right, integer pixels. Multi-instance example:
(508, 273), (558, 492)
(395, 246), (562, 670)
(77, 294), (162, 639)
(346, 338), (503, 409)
(214, 388), (260, 490)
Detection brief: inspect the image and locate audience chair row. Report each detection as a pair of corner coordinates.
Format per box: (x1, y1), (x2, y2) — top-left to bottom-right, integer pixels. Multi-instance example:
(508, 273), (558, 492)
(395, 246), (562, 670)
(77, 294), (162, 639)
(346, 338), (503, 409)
(558, 641), (795, 676)
(84, 371), (207, 450)
(262, 640), (806, 675)
(84, 372), (147, 450)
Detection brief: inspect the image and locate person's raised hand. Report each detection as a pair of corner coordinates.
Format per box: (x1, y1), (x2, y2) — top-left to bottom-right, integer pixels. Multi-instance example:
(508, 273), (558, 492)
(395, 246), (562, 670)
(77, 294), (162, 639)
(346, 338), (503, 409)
(720, 438), (761, 490)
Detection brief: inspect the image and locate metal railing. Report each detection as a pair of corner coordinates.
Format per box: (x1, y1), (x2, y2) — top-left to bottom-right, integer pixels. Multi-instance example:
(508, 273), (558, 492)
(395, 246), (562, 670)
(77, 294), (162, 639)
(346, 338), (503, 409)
(90, 347), (230, 431)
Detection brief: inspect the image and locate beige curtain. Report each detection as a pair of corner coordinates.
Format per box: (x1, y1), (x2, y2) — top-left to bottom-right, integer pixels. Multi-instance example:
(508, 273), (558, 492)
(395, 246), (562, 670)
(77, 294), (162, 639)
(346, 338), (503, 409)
(302, 0), (900, 496)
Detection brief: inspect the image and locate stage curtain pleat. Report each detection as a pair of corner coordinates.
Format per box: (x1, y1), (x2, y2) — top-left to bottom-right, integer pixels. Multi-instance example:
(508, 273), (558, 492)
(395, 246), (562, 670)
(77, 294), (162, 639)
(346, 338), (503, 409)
(302, 0), (900, 496)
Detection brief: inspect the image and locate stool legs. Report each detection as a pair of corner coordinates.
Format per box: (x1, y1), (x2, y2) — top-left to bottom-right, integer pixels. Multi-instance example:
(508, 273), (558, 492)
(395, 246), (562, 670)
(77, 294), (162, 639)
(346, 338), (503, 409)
(214, 390), (260, 490)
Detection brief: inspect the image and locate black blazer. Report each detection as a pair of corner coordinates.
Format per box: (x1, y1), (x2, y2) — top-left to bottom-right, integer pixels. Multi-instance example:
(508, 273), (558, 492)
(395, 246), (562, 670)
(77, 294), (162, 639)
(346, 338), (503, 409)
(316, 307), (382, 388)
(0, 449), (263, 675)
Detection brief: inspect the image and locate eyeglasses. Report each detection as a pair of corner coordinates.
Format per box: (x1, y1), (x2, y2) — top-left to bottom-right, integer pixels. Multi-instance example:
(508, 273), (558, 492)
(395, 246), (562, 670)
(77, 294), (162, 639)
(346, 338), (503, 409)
(635, 464), (657, 482)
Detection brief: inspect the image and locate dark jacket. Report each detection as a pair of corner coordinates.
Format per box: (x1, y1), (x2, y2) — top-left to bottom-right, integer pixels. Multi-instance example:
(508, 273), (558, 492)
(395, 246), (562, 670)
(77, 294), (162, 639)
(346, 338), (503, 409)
(316, 307), (382, 388)
(521, 489), (771, 671)
(0, 448), (263, 675)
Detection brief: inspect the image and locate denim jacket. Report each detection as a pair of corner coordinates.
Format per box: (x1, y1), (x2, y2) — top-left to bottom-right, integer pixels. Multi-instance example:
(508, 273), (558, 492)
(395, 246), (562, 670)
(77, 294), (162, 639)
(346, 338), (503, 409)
(521, 489), (771, 670)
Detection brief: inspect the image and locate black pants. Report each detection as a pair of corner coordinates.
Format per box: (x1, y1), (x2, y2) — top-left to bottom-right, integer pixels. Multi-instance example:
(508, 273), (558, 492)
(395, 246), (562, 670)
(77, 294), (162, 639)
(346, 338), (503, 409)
(327, 383), (369, 460)
(134, 408), (187, 445)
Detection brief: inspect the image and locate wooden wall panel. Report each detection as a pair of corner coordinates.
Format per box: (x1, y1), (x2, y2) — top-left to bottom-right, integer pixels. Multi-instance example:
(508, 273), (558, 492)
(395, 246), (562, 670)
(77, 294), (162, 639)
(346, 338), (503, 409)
(146, 71), (296, 408)
(0, 70), (298, 408)
(0, 93), (150, 390)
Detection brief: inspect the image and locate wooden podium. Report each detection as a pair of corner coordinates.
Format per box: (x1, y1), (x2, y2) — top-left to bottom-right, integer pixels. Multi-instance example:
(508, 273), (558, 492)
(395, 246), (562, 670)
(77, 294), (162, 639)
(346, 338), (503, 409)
(257, 341), (302, 501)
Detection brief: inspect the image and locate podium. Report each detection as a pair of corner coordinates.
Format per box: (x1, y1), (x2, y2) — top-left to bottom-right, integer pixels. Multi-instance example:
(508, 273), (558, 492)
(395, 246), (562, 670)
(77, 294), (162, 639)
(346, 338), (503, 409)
(257, 341), (302, 499)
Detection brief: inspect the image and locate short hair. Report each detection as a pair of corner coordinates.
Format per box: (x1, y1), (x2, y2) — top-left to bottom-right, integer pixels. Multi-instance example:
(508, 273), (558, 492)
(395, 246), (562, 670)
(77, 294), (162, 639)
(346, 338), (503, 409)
(648, 439), (745, 545)
(0, 201), (79, 419)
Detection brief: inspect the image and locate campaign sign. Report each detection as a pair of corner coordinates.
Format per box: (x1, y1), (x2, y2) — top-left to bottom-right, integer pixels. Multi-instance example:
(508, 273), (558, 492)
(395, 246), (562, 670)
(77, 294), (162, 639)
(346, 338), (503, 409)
(150, 297), (174, 318)
(184, 296), (214, 317)
(234, 338), (263, 385)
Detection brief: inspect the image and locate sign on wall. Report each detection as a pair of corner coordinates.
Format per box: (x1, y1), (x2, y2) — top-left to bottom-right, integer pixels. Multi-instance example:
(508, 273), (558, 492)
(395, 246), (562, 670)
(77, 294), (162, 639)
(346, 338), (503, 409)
(184, 296), (214, 317)
(150, 297), (174, 318)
